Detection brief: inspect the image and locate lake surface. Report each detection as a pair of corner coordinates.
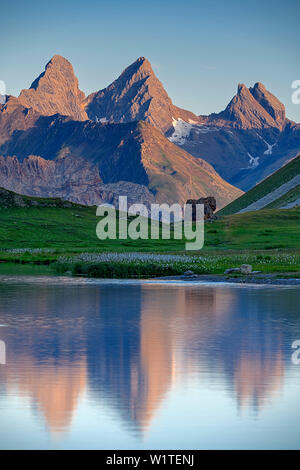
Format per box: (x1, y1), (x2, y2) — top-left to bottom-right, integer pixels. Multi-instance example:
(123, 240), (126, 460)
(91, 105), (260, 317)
(0, 276), (299, 450)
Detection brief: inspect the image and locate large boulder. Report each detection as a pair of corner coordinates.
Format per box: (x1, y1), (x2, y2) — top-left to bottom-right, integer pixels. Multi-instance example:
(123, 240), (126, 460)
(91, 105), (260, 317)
(240, 264), (252, 274)
(186, 196), (217, 221)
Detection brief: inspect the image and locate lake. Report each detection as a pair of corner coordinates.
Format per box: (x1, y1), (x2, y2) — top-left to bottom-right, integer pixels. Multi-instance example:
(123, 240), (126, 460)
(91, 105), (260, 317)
(0, 276), (299, 450)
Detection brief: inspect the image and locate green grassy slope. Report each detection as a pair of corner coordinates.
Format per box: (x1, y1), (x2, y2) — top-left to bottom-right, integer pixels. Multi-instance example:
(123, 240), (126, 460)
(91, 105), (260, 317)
(0, 204), (299, 254)
(1, 187), (300, 275)
(219, 155), (300, 215)
(0, 186), (84, 208)
(264, 184), (300, 209)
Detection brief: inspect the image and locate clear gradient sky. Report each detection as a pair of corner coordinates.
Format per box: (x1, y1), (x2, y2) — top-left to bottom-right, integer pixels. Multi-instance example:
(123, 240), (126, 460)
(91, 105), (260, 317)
(1, 0), (300, 121)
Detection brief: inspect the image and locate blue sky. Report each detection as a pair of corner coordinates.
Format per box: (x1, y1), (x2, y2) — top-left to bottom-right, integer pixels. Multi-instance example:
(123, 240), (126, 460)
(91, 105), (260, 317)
(1, 0), (300, 121)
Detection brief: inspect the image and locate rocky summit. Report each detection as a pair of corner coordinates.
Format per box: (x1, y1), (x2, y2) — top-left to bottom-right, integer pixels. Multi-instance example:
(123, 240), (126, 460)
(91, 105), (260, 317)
(1, 54), (299, 209)
(85, 56), (198, 133)
(17, 55), (88, 121)
(168, 83), (300, 190)
(83, 56), (300, 191)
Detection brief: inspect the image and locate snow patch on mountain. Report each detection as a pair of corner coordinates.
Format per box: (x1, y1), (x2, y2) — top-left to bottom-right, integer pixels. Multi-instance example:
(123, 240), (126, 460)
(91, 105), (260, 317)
(247, 153), (259, 169)
(168, 119), (220, 144)
(263, 139), (277, 155)
(95, 117), (108, 124)
(168, 119), (193, 144)
(256, 133), (277, 155)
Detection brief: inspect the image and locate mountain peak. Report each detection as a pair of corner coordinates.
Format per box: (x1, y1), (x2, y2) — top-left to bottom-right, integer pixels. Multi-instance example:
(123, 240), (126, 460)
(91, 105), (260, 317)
(131, 56), (151, 67)
(113, 56), (155, 85)
(18, 55), (87, 120)
(237, 83), (248, 94)
(85, 57), (198, 132)
(249, 82), (286, 128)
(136, 56), (148, 64)
(212, 82), (285, 130)
(48, 54), (69, 64)
(252, 82), (266, 92)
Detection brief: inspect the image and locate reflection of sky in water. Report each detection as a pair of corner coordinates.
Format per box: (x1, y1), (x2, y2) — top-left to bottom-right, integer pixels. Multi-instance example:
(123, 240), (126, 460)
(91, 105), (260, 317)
(0, 277), (299, 449)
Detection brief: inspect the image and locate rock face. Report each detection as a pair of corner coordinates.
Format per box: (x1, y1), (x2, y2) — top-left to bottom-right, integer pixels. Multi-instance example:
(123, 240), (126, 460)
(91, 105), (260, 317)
(83, 56), (299, 191)
(209, 83), (285, 130)
(168, 82), (300, 191)
(0, 104), (243, 209)
(0, 155), (156, 208)
(85, 57), (199, 133)
(186, 197), (217, 220)
(249, 82), (286, 129)
(18, 55), (87, 121)
(2, 55), (299, 193)
(2, 54), (298, 207)
(0, 154), (102, 206)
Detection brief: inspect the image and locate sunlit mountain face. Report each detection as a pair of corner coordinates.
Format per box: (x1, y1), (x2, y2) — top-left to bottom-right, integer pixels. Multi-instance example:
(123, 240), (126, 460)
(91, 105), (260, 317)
(0, 279), (299, 449)
(2, 55), (299, 194)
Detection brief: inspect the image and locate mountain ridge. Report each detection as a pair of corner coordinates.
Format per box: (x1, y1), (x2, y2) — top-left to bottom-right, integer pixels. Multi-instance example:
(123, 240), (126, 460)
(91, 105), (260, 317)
(85, 56), (199, 132)
(2, 53), (299, 201)
(0, 102), (242, 208)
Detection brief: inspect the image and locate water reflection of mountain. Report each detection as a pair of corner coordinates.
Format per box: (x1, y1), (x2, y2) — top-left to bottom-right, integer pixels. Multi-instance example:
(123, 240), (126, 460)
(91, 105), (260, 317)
(86, 286), (174, 434)
(0, 281), (299, 435)
(0, 283), (91, 433)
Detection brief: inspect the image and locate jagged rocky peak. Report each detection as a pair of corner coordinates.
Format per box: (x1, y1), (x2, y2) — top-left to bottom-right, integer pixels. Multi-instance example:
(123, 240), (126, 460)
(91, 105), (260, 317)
(214, 82), (283, 130)
(120, 56), (154, 79)
(85, 56), (199, 132)
(18, 55), (88, 121)
(249, 82), (286, 128)
(237, 83), (249, 94)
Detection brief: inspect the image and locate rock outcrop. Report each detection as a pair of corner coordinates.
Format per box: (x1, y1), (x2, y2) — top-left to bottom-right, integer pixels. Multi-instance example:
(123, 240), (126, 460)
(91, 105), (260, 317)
(208, 83), (284, 130)
(186, 196), (217, 220)
(85, 57), (199, 133)
(0, 154), (156, 208)
(18, 55), (87, 120)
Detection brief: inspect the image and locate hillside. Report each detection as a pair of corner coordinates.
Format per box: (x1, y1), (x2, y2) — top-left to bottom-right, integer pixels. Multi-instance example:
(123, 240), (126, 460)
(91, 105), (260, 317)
(219, 155), (300, 215)
(0, 186), (84, 208)
(0, 186), (299, 253)
(0, 104), (242, 209)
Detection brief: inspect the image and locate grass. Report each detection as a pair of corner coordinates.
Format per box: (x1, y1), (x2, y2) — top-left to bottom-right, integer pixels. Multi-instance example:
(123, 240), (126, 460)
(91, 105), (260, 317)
(264, 184), (300, 209)
(218, 154), (300, 215)
(0, 262), (53, 276)
(0, 203), (300, 277)
(54, 252), (300, 278)
(211, 208), (300, 250)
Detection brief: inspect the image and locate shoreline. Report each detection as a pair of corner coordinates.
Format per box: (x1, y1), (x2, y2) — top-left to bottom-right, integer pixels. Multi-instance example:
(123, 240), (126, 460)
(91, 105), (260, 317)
(0, 270), (300, 286)
(155, 273), (300, 286)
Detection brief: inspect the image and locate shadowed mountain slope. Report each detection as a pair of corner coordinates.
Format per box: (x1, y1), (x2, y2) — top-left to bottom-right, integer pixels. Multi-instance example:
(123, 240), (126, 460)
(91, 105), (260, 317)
(219, 154), (300, 215)
(0, 102), (242, 208)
